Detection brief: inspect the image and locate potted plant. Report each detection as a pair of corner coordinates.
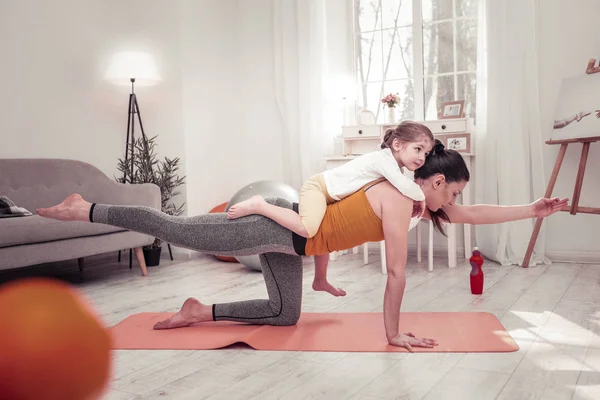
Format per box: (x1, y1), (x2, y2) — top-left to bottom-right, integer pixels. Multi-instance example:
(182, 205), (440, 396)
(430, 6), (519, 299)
(115, 135), (186, 266)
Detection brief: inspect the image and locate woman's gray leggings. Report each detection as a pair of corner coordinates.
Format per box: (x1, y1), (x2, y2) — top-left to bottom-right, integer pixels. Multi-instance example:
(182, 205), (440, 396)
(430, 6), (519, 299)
(90, 198), (303, 326)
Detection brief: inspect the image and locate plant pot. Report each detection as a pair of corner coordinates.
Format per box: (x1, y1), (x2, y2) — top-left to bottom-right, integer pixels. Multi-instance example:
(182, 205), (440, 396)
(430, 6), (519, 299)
(143, 247), (162, 267)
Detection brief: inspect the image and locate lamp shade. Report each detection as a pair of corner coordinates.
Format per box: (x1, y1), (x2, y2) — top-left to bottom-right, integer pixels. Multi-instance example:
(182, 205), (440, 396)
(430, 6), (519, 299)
(104, 51), (162, 87)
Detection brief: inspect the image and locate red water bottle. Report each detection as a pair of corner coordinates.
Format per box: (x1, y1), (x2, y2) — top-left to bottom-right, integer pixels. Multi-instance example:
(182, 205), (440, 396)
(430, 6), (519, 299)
(470, 247), (484, 295)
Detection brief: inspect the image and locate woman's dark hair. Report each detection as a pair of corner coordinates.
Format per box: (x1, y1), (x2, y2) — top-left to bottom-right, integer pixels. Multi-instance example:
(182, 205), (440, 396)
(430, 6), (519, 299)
(380, 120), (434, 149)
(414, 139), (470, 235)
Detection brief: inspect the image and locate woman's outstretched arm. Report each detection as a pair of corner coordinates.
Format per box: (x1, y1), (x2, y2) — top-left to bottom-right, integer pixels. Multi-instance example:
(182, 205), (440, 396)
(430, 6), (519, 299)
(429, 197), (569, 225)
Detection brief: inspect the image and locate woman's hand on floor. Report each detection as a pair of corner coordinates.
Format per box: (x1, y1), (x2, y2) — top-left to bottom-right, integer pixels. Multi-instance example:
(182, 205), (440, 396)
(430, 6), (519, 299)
(389, 332), (438, 352)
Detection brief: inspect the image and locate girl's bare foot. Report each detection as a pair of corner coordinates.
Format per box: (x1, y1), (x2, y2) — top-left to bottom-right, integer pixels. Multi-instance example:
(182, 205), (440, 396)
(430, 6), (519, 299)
(36, 193), (91, 222)
(227, 195), (267, 219)
(312, 280), (347, 297)
(153, 298), (212, 330)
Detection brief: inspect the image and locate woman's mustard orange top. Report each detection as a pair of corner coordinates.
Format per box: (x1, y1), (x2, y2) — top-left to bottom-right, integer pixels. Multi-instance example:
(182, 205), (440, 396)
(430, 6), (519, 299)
(293, 179), (385, 256)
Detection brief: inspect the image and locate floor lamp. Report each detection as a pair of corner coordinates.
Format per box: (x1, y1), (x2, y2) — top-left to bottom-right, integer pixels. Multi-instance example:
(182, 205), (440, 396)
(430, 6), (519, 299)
(122, 77), (149, 184)
(104, 51), (173, 268)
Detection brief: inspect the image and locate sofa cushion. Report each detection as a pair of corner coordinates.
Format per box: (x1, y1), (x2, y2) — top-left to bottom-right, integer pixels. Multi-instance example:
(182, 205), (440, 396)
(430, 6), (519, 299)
(0, 216), (127, 248)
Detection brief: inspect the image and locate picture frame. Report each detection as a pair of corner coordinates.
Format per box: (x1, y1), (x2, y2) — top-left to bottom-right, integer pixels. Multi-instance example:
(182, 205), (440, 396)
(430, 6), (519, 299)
(439, 100), (465, 119)
(439, 133), (471, 153)
(550, 72), (600, 141)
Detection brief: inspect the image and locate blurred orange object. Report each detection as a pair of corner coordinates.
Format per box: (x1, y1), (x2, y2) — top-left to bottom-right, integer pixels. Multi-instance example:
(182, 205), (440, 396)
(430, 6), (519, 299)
(209, 202), (239, 263)
(0, 277), (112, 400)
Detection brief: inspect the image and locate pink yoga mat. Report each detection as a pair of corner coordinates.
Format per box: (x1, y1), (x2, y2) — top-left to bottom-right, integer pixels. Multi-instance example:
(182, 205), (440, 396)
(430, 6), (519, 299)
(108, 312), (519, 353)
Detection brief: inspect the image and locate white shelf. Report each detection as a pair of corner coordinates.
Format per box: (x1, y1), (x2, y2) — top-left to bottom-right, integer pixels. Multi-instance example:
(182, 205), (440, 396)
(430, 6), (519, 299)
(340, 118), (475, 156)
(344, 136), (382, 141)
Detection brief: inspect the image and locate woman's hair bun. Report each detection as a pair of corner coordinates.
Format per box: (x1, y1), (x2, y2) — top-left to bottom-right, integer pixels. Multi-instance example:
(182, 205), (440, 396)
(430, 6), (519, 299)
(433, 140), (445, 154)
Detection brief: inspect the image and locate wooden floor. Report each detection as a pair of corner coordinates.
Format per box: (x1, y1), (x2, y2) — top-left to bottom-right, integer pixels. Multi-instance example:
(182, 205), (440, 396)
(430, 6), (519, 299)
(2, 249), (599, 400)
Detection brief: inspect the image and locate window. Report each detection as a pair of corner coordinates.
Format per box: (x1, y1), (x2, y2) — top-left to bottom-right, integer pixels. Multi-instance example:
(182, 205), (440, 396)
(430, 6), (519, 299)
(354, 0), (478, 122)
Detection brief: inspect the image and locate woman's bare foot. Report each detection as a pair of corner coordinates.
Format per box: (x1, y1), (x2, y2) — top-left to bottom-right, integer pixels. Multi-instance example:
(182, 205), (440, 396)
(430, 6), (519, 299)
(227, 195), (267, 219)
(36, 193), (91, 222)
(153, 297), (212, 330)
(312, 280), (347, 297)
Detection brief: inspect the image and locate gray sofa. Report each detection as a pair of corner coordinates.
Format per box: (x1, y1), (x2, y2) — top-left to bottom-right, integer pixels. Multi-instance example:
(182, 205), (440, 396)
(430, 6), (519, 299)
(0, 158), (161, 276)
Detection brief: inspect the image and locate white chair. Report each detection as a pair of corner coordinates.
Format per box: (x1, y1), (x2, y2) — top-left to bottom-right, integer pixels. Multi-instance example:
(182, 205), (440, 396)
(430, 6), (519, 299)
(414, 219), (457, 272)
(354, 218), (457, 274)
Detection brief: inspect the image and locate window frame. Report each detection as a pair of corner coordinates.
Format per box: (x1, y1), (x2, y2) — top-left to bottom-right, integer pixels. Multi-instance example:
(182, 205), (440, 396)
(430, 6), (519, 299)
(351, 0), (477, 122)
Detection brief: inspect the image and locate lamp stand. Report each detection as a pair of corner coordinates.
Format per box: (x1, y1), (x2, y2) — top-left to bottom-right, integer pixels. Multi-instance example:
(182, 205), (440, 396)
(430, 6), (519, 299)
(122, 78), (148, 181)
(118, 78), (173, 268)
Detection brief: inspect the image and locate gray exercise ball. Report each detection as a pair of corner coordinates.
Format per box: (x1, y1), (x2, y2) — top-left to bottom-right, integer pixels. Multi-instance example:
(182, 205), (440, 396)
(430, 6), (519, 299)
(226, 180), (300, 271)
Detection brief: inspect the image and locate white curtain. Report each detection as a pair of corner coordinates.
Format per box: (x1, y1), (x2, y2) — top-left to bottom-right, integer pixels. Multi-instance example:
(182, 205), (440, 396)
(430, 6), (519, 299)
(273, 0), (337, 189)
(474, 0), (549, 266)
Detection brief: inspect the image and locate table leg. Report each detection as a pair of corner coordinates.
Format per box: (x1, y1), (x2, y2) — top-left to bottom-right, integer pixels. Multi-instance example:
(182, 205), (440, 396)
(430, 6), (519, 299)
(380, 241), (387, 274)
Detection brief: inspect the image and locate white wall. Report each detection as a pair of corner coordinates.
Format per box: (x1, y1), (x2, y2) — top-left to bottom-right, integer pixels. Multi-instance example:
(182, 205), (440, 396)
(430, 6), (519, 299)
(0, 0), (187, 210)
(178, 0), (240, 217)
(537, 0), (600, 261)
(236, 0), (287, 186)
(180, 0), (290, 217)
(0, 0), (353, 219)
(180, 0), (355, 215)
